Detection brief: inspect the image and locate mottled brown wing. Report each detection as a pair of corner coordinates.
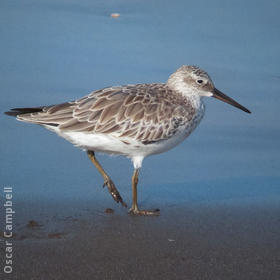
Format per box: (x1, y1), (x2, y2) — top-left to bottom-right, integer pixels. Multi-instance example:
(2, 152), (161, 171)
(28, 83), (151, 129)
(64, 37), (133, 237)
(59, 84), (195, 144)
(17, 84), (195, 144)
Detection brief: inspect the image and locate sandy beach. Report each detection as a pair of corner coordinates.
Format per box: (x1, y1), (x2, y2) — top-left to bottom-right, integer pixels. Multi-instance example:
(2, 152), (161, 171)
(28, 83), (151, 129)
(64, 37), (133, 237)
(1, 177), (279, 280)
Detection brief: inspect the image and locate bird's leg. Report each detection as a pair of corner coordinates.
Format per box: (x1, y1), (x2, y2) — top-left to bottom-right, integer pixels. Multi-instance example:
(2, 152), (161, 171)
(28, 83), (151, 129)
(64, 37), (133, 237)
(87, 150), (127, 207)
(129, 168), (160, 216)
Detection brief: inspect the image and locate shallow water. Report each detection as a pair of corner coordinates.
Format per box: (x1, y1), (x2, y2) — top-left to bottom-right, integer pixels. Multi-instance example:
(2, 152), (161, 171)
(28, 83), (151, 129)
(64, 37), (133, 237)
(0, 0), (280, 279)
(1, 0), (279, 204)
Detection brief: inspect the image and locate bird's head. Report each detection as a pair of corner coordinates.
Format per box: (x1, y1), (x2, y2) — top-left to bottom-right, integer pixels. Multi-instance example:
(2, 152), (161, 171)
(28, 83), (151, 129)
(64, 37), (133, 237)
(167, 65), (251, 113)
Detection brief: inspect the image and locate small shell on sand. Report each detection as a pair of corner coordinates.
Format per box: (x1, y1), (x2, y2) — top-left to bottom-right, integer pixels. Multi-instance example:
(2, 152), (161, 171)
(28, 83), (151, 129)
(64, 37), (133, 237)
(26, 220), (41, 229)
(48, 232), (65, 239)
(111, 13), (120, 18)
(104, 208), (114, 214)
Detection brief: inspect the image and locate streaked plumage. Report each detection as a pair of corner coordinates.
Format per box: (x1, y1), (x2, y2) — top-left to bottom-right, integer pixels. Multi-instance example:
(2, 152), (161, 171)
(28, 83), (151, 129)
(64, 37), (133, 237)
(14, 83), (196, 144)
(5, 65), (251, 215)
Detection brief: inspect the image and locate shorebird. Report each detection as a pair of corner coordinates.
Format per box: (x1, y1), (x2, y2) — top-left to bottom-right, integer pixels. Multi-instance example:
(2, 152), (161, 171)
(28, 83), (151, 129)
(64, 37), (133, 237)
(5, 66), (250, 216)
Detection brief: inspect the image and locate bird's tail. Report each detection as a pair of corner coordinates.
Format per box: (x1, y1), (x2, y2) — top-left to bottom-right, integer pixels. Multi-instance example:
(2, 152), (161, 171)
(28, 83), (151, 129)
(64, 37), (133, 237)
(4, 102), (74, 127)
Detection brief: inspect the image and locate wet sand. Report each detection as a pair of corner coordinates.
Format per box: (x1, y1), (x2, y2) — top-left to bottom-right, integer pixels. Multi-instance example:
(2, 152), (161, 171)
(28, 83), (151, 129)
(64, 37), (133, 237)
(1, 178), (279, 280)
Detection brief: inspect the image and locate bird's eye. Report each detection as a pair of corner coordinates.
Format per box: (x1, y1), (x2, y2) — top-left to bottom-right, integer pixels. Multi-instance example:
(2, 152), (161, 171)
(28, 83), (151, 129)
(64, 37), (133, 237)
(196, 79), (203, 84)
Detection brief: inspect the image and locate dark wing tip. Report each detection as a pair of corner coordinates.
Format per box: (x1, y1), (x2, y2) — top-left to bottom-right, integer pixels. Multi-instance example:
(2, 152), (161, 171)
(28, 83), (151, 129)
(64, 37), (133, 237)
(4, 107), (44, 117)
(5, 110), (19, 117)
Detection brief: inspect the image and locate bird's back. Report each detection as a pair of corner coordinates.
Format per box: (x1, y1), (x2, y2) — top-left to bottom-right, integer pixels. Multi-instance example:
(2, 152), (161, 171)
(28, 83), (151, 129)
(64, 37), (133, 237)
(6, 83), (200, 147)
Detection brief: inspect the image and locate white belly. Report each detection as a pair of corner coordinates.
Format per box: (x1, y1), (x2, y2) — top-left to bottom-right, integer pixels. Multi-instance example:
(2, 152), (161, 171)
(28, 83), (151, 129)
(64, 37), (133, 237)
(45, 103), (205, 159)
(44, 103), (204, 169)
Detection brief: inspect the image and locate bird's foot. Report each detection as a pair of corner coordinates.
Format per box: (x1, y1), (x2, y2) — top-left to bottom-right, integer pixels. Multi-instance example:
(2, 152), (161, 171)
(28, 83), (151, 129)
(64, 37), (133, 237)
(103, 178), (127, 207)
(128, 207), (160, 216)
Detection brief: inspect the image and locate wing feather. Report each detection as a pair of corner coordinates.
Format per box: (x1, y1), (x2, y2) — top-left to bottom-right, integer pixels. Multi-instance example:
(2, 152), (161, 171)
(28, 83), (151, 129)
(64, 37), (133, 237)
(15, 84), (195, 144)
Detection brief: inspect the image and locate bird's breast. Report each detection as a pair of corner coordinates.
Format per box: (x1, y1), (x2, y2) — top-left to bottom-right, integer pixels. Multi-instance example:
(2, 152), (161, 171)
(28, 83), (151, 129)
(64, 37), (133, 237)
(182, 100), (205, 138)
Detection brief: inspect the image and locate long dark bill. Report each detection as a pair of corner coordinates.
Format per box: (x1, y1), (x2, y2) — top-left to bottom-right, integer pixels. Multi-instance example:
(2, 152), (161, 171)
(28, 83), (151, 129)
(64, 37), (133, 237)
(212, 88), (251, 114)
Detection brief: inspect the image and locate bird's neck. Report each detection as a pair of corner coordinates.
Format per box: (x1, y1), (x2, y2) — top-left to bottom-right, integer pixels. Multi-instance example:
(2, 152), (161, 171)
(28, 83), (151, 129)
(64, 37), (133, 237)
(167, 80), (202, 110)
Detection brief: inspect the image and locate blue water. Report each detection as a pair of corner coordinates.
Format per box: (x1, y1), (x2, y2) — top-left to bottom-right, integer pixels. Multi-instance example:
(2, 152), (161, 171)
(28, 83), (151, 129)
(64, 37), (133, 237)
(0, 0), (279, 209)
